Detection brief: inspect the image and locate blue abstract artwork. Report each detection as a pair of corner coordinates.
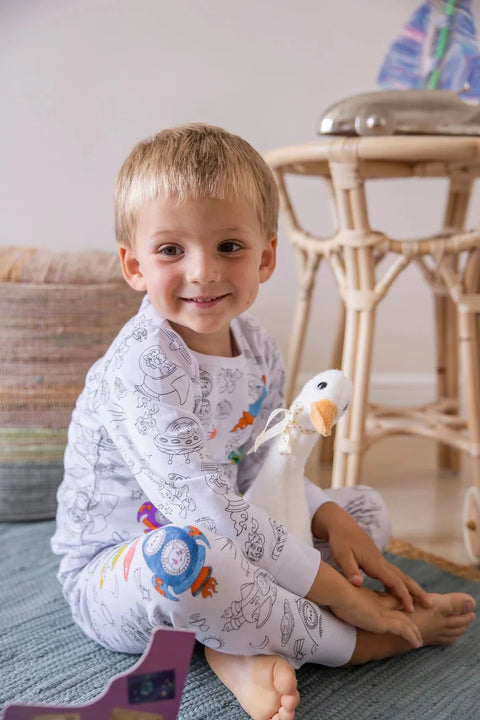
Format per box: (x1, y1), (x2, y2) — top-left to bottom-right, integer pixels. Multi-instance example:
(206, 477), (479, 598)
(378, 0), (480, 101)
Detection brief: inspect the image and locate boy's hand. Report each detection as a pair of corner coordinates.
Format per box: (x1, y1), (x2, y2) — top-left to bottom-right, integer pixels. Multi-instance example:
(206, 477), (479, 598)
(329, 585), (423, 649)
(307, 559), (423, 649)
(312, 502), (432, 613)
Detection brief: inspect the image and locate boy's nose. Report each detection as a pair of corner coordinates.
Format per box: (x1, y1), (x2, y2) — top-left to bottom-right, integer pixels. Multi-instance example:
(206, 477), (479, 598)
(185, 252), (220, 284)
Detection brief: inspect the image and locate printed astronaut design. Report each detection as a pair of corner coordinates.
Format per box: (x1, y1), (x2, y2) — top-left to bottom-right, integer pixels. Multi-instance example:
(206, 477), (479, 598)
(142, 525), (217, 601)
(136, 346), (190, 405)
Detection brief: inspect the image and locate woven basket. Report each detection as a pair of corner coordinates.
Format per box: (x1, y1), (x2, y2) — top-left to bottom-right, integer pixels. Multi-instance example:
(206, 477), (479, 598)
(0, 247), (142, 521)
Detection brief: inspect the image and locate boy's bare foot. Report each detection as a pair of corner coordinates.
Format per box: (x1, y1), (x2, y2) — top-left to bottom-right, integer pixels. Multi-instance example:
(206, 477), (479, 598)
(350, 592), (476, 664)
(409, 592), (476, 645)
(205, 647), (300, 720)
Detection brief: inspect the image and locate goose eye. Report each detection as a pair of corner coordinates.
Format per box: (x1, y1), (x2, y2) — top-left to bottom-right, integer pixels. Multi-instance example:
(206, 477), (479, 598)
(317, 381), (327, 390)
(342, 403), (349, 412)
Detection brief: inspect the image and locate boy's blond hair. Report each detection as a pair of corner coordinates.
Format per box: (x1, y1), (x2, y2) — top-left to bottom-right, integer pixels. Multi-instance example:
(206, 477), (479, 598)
(114, 123), (279, 249)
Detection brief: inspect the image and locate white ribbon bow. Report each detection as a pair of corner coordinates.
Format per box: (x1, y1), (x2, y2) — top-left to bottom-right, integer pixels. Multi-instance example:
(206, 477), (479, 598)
(248, 402), (303, 455)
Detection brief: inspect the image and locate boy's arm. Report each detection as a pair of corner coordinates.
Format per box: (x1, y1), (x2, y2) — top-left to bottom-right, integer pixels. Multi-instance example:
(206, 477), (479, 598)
(312, 502), (432, 612)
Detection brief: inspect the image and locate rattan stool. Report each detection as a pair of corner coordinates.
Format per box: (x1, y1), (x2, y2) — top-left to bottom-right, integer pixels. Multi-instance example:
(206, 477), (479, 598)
(265, 136), (480, 563)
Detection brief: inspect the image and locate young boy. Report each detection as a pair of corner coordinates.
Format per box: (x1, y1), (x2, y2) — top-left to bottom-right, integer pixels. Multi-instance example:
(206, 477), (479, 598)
(51, 123), (475, 720)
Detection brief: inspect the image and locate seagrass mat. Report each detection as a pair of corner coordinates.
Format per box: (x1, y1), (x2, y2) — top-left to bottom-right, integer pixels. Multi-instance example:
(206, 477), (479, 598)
(387, 537), (480, 582)
(1, 521), (479, 720)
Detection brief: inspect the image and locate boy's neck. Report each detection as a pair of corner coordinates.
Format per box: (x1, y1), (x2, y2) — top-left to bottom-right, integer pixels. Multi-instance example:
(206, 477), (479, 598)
(170, 322), (238, 358)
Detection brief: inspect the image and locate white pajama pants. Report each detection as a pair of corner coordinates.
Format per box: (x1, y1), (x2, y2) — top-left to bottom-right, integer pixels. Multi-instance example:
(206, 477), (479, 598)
(68, 486), (390, 669)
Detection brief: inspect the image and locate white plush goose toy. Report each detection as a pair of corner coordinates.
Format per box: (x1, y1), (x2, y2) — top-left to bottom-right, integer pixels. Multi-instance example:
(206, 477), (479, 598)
(245, 369), (353, 547)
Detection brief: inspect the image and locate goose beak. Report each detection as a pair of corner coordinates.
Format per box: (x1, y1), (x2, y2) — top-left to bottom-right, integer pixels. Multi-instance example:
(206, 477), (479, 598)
(310, 399), (338, 437)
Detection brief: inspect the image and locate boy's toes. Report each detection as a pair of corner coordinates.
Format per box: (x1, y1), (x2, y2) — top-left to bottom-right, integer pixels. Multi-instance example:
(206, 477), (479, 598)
(281, 690), (300, 712)
(447, 593), (476, 615)
(446, 611), (475, 630)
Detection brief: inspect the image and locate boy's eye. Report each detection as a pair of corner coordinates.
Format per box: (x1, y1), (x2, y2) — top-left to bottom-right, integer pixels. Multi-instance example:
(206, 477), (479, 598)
(218, 241), (242, 253)
(158, 245), (183, 257)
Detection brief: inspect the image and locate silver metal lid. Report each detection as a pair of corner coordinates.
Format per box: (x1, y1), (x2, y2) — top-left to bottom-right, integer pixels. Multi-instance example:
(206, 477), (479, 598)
(317, 89), (480, 137)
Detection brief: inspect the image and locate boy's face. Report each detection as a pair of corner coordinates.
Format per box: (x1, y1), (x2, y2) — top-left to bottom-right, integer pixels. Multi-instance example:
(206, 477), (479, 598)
(119, 193), (277, 356)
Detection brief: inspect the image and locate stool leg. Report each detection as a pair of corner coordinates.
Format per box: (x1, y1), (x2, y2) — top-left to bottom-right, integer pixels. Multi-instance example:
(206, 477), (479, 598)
(332, 297), (377, 488)
(319, 301), (345, 465)
(460, 249), (480, 564)
(330, 165), (376, 488)
(459, 309), (480, 486)
(343, 281), (376, 487)
(284, 248), (322, 405)
(461, 250), (480, 488)
(332, 293), (358, 488)
(438, 173), (474, 471)
(434, 293), (461, 472)
(472, 250), (480, 383)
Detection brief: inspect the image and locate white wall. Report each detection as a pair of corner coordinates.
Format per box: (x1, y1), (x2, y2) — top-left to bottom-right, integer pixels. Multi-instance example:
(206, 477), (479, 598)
(2, 0), (479, 390)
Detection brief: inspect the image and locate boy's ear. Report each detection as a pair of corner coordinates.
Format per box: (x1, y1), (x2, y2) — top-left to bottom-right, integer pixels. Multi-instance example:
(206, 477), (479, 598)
(259, 235), (277, 283)
(119, 246), (147, 292)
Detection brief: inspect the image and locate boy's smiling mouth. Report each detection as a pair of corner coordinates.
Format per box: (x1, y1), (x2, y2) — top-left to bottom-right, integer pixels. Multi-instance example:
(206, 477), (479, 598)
(183, 294), (228, 305)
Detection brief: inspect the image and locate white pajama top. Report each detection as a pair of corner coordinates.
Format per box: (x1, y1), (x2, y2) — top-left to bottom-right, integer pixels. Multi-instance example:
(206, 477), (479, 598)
(51, 295), (329, 604)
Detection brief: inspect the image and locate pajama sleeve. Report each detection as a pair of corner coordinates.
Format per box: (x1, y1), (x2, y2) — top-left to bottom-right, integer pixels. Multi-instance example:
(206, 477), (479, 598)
(304, 477), (337, 521)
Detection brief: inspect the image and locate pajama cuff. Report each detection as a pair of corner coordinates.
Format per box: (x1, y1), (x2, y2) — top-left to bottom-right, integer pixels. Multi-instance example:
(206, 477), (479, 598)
(304, 478), (337, 521)
(274, 531), (321, 597)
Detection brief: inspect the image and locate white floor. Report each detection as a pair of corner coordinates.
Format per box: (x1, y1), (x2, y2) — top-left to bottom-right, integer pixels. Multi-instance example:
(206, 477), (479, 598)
(310, 434), (474, 566)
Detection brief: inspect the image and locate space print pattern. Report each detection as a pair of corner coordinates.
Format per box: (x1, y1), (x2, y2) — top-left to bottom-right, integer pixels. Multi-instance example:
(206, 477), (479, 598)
(75, 518), (362, 668)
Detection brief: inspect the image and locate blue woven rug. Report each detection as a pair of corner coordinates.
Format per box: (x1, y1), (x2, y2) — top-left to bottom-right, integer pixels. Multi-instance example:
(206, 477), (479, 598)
(1, 521), (479, 720)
